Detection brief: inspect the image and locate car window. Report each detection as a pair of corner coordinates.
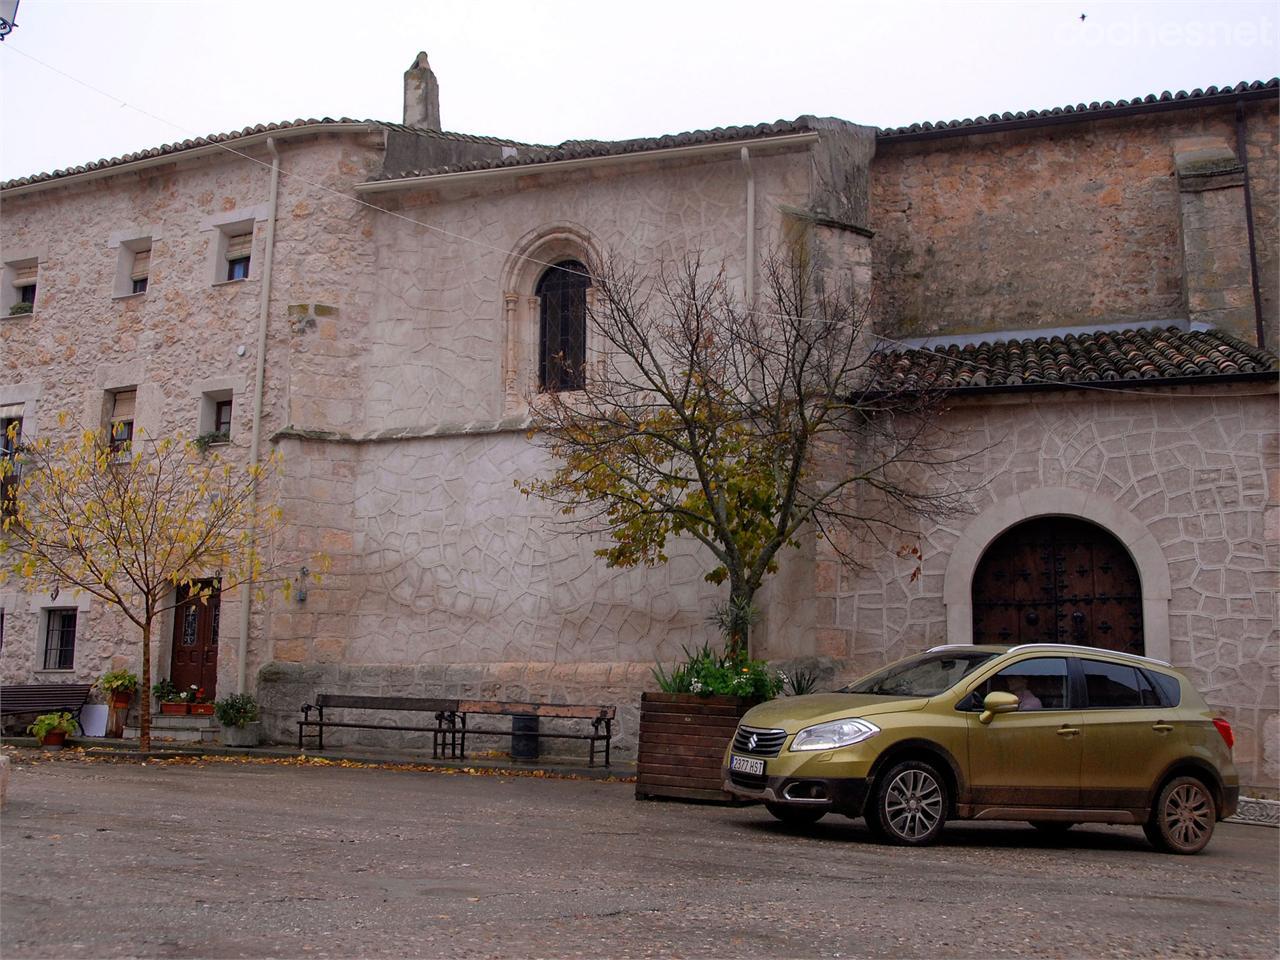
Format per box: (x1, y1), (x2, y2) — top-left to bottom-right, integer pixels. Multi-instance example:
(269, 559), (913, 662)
(969, 657), (1070, 711)
(1144, 670), (1182, 707)
(843, 651), (999, 697)
(1082, 660), (1151, 708)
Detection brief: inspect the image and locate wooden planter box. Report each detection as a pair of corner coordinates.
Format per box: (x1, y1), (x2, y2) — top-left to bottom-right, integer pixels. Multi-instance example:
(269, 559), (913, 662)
(635, 692), (758, 804)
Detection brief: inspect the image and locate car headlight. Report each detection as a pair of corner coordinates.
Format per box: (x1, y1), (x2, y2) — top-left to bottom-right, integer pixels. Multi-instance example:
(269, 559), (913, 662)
(790, 718), (881, 751)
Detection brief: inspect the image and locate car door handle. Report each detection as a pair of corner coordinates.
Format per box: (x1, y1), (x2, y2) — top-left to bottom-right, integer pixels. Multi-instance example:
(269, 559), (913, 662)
(1152, 722), (1174, 733)
(1056, 726), (1080, 738)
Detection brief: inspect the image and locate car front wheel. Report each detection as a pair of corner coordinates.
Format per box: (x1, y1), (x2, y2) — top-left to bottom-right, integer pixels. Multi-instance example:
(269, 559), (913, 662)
(1144, 775), (1216, 855)
(764, 802), (827, 826)
(866, 760), (948, 846)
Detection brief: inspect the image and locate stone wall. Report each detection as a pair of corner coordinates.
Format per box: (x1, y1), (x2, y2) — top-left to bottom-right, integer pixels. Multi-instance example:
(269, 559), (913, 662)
(870, 101), (1280, 347)
(813, 383), (1279, 792)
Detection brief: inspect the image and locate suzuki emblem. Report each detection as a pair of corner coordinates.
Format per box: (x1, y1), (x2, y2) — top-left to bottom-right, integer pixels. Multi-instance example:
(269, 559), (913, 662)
(747, 733), (758, 751)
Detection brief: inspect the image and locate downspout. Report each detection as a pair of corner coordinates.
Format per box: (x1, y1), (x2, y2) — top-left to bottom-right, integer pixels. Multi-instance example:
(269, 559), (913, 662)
(1235, 100), (1266, 349)
(741, 146), (755, 306)
(236, 136), (281, 694)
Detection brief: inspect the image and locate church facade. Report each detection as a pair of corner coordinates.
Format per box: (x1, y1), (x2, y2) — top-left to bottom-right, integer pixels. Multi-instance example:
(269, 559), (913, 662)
(2, 59), (1276, 792)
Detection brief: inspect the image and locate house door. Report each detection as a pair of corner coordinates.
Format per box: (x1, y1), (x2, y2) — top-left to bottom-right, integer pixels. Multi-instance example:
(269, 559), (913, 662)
(170, 581), (221, 699)
(972, 517), (1143, 655)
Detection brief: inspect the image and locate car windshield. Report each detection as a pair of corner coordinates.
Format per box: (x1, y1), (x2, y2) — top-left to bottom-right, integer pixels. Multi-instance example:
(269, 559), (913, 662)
(841, 651), (1000, 697)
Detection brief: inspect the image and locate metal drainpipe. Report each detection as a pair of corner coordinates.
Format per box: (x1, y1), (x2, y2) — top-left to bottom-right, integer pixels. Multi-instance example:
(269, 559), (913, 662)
(741, 146), (755, 305)
(236, 135), (281, 694)
(1234, 100), (1266, 349)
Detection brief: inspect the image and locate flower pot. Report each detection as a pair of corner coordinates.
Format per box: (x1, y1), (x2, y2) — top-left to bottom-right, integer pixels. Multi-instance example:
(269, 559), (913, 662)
(160, 702), (189, 716)
(108, 692), (133, 710)
(189, 703), (214, 716)
(635, 692), (760, 804)
(39, 730), (67, 749)
(221, 721), (262, 748)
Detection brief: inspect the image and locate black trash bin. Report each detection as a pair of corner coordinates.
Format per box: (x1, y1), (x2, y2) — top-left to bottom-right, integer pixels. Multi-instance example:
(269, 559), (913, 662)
(511, 714), (540, 760)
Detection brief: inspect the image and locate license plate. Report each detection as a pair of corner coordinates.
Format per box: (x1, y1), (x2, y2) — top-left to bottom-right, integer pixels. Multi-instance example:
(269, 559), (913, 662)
(729, 754), (764, 776)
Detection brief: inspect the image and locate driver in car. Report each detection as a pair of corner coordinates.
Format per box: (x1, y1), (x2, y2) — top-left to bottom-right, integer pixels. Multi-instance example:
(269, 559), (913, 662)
(1006, 675), (1042, 710)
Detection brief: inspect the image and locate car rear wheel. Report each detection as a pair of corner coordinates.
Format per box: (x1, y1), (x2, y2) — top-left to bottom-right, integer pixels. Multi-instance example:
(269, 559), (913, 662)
(764, 802), (827, 826)
(1144, 776), (1216, 855)
(866, 760), (948, 846)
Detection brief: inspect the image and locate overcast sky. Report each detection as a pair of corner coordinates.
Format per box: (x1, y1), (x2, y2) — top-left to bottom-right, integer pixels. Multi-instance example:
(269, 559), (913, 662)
(1, 0), (1277, 180)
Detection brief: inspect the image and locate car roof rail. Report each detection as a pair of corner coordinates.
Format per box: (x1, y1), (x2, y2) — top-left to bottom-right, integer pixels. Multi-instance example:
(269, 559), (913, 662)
(1006, 643), (1171, 667)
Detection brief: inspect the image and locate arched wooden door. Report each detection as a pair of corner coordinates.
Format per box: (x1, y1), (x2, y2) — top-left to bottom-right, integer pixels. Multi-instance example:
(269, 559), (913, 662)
(972, 517), (1143, 654)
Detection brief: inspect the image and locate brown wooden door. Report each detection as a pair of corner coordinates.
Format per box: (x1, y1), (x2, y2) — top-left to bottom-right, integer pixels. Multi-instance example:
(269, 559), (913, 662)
(170, 581), (221, 699)
(972, 518), (1143, 655)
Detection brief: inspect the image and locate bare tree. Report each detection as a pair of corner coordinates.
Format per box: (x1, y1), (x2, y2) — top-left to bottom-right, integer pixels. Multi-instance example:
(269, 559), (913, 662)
(522, 248), (980, 655)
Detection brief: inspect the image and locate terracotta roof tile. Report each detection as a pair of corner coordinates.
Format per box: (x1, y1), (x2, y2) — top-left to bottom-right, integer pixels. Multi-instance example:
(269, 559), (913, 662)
(0, 120), (532, 191)
(878, 79), (1278, 139)
(873, 327), (1278, 393)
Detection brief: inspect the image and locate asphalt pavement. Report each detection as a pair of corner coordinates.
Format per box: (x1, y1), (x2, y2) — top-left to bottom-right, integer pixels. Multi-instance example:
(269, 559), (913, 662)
(1, 751), (1276, 959)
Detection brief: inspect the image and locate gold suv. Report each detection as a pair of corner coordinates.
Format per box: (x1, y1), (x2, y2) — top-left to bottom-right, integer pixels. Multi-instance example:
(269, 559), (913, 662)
(723, 644), (1238, 854)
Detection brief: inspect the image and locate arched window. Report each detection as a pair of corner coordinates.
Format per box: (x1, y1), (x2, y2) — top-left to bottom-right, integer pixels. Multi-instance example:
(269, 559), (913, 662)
(971, 517), (1143, 654)
(536, 260), (589, 392)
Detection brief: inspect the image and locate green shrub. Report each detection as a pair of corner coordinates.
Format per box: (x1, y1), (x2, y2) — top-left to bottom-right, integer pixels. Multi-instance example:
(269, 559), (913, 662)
(652, 642), (783, 700)
(98, 669), (139, 696)
(213, 693), (259, 728)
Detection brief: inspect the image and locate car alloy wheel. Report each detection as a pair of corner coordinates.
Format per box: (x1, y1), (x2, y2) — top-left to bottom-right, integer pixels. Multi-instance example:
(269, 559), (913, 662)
(1144, 776), (1216, 855)
(869, 760), (947, 846)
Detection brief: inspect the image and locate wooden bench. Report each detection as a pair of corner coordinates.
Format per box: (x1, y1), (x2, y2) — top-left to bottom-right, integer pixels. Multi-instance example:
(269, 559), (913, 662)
(1, 683), (94, 733)
(297, 694), (617, 767)
(456, 700), (616, 767)
(297, 695), (462, 758)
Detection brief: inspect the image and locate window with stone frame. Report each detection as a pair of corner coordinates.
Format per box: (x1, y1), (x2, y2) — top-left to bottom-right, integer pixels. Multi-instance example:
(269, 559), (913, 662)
(42, 608), (78, 671)
(224, 233), (252, 282)
(108, 389), (136, 458)
(4, 260), (38, 314)
(537, 260), (590, 392)
(130, 247), (151, 294)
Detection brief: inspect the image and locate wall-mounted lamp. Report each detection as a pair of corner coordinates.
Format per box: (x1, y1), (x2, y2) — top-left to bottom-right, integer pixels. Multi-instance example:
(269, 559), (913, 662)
(0, 1), (20, 41)
(295, 566), (309, 603)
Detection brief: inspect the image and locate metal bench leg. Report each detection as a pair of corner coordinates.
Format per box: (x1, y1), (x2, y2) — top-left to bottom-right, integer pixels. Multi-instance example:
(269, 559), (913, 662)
(317, 706), (324, 751)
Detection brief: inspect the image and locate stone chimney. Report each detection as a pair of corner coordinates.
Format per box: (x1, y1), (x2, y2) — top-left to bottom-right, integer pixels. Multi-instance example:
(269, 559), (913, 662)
(403, 51), (441, 130)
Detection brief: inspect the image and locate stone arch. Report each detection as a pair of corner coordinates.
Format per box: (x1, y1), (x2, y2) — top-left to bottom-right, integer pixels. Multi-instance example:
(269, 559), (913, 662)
(942, 487), (1172, 661)
(499, 224), (602, 412)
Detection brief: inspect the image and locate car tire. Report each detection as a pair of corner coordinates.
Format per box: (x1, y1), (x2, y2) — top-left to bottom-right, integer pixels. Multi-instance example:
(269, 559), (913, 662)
(1144, 775), (1216, 855)
(1029, 821), (1076, 835)
(764, 802), (827, 826)
(866, 759), (948, 846)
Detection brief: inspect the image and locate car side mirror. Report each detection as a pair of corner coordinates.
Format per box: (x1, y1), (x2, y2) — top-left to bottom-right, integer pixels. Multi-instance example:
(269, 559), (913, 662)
(979, 691), (1020, 724)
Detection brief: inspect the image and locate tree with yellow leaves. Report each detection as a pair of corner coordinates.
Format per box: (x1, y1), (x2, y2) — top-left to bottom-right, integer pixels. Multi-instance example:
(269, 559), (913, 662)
(523, 250), (979, 657)
(0, 418), (310, 751)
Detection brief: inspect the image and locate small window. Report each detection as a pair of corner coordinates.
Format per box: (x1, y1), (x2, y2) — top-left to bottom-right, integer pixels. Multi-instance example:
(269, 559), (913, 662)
(10, 262), (37, 312)
(42, 609), (77, 670)
(1082, 660), (1148, 709)
(109, 389), (136, 457)
(224, 233), (252, 282)
(214, 399), (233, 438)
(0, 414), (21, 458)
(0, 414), (19, 519)
(130, 248), (151, 294)
(972, 657), (1070, 711)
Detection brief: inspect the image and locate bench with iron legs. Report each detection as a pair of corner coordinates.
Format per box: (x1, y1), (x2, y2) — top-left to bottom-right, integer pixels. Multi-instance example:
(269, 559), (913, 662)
(297, 694), (617, 767)
(1, 683), (94, 732)
(297, 695), (462, 758)
(456, 700), (616, 767)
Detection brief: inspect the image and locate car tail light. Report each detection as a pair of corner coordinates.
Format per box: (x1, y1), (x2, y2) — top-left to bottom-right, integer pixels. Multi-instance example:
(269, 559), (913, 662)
(1212, 718), (1234, 750)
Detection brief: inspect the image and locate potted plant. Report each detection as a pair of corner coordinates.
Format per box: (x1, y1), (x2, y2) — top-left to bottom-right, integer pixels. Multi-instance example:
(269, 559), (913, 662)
(98, 669), (139, 709)
(214, 693), (262, 747)
(27, 712), (78, 748)
(188, 686), (215, 716)
(153, 679), (187, 715)
(636, 629), (784, 803)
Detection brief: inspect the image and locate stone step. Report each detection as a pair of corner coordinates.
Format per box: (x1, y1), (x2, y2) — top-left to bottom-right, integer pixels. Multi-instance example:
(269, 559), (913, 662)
(123, 715), (221, 743)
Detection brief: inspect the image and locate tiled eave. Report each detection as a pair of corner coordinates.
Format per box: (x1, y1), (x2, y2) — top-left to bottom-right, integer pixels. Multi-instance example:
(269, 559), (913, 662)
(872, 327), (1279, 396)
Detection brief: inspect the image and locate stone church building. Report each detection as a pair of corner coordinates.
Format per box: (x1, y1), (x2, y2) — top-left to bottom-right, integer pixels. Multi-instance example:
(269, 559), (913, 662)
(2, 57), (1276, 792)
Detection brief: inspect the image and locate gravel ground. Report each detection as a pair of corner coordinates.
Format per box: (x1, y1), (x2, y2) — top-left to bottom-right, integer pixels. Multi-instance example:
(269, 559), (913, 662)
(1, 751), (1277, 960)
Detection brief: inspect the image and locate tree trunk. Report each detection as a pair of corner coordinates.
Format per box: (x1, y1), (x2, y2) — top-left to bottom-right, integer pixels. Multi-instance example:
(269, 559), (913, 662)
(139, 621), (152, 754)
(727, 580), (757, 660)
